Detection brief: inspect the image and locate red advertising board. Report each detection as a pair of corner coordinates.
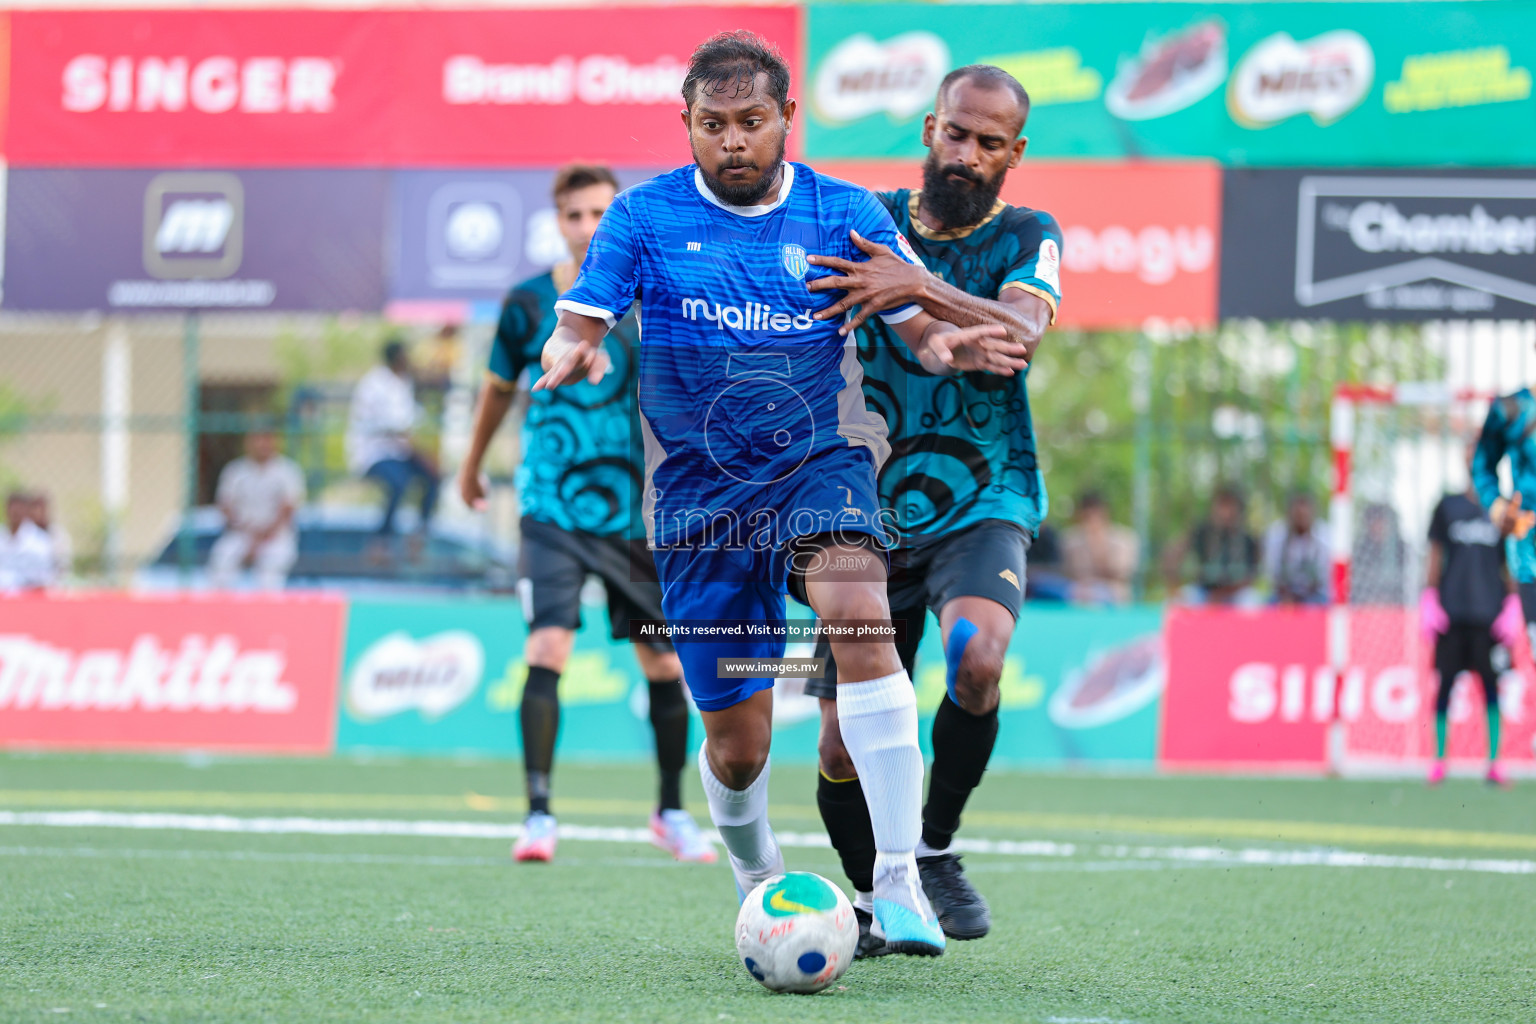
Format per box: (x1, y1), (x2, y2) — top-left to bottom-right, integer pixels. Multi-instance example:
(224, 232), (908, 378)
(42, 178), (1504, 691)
(816, 161), (1221, 329)
(0, 593), (345, 753)
(1161, 606), (1536, 770)
(1160, 606), (1331, 769)
(6, 7), (799, 167)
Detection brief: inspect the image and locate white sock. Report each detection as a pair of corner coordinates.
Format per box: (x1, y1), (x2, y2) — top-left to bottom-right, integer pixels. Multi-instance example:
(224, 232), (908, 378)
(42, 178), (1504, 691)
(697, 742), (780, 873)
(914, 837), (947, 860)
(836, 670), (923, 858)
(854, 890), (874, 914)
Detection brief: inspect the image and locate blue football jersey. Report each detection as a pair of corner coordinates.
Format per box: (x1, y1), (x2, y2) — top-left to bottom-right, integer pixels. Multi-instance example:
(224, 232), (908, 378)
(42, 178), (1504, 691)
(556, 162), (924, 547)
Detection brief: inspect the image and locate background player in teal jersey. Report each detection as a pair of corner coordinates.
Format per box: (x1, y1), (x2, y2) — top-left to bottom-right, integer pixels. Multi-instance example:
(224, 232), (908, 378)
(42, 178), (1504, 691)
(536, 33), (1025, 957)
(802, 66), (1060, 952)
(458, 164), (714, 866)
(1472, 387), (1536, 630)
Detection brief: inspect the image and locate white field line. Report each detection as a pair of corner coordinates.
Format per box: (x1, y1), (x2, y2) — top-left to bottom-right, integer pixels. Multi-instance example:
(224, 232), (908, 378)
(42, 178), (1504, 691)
(1, 810), (1534, 876)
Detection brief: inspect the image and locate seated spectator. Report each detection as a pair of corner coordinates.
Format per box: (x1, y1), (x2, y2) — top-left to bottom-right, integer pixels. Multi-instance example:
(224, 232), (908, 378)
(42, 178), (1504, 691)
(28, 491), (72, 582)
(0, 490), (57, 591)
(1024, 522), (1071, 602)
(1351, 502), (1408, 605)
(1163, 485), (1260, 606)
(346, 339), (440, 539)
(208, 429), (305, 591)
(1061, 491), (1140, 605)
(1264, 491), (1332, 606)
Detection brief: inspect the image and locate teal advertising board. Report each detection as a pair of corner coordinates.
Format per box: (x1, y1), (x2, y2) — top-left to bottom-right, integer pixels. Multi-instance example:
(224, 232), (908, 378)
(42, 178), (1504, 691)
(336, 597), (1163, 768)
(805, 2), (1536, 165)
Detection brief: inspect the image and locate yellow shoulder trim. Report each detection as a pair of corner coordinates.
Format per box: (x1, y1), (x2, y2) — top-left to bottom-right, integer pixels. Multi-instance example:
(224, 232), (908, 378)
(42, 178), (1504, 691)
(485, 370), (517, 393)
(1000, 281), (1059, 325)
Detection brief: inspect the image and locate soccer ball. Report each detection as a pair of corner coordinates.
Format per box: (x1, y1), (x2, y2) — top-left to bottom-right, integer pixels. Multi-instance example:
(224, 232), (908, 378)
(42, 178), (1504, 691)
(734, 872), (857, 993)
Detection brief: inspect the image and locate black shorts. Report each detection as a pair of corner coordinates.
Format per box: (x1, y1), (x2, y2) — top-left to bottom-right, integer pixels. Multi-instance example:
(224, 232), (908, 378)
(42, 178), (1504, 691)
(518, 517), (672, 650)
(805, 518), (1029, 698)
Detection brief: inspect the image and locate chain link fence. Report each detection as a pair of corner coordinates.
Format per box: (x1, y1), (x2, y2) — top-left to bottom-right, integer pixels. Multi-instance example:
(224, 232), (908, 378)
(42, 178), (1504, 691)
(2, 311), (1533, 594)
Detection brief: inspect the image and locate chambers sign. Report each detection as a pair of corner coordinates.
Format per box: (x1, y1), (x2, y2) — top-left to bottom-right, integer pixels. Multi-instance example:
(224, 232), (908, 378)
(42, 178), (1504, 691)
(805, 2), (1536, 165)
(1221, 169), (1536, 320)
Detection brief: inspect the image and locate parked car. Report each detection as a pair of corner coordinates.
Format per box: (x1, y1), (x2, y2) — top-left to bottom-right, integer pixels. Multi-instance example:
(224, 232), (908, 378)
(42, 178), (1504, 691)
(135, 506), (516, 594)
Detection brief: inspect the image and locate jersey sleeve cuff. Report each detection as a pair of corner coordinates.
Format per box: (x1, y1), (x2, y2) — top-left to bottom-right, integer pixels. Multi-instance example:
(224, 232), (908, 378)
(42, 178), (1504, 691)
(553, 299), (618, 329)
(877, 303), (923, 326)
(1000, 281), (1060, 325)
(485, 369), (516, 393)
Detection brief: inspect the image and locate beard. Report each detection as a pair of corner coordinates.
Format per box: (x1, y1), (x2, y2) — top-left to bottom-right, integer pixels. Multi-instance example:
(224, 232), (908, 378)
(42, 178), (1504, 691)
(695, 132), (788, 207)
(921, 151), (1007, 230)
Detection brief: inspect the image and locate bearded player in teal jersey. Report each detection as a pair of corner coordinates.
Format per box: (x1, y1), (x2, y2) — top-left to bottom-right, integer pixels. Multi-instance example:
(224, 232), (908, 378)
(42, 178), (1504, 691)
(458, 164), (715, 866)
(803, 66), (1061, 953)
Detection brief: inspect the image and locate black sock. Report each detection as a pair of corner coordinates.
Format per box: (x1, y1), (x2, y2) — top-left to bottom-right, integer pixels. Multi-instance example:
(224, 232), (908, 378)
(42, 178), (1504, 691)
(521, 666), (561, 815)
(648, 679), (688, 811)
(922, 694), (999, 852)
(817, 771), (876, 894)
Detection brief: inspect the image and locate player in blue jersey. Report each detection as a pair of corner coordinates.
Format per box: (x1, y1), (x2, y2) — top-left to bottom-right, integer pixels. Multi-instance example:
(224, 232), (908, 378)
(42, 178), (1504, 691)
(800, 66), (1061, 952)
(459, 164), (715, 866)
(535, 32), (1025, 956)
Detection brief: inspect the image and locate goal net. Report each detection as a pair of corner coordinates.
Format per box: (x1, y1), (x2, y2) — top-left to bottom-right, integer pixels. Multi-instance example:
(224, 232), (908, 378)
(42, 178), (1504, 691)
(1331, 383), (1535, 773)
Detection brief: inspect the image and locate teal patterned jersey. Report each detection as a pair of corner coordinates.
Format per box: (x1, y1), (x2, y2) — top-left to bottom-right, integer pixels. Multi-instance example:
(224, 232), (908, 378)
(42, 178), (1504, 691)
(1472, 387), (1536, 583)
(489, 271), (643, 538)
(857, 189), (1063, 547)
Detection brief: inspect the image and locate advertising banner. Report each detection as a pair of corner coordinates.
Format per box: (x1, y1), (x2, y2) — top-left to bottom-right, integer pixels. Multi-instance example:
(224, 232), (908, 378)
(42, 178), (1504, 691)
(6, 8), (798, 168)
(818, 160), (1220, 328)
(1160, 606), (1331, 768)
(389, 167), (666, 307)
(336, 596), (1164, 767)
(0, 593), (345, 753)
(1161, 606), (1536, 769)
(805, 3), (1536, 165)
(1220, 168), (1536, 321)
(3, 168), (388, 311)
(1343, 607), (1535, 767)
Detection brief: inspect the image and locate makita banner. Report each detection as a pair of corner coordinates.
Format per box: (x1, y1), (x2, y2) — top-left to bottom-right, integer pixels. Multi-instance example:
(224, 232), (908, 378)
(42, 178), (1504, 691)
(1220, 169), (1536, 320)
(3, 168), (388, 311)
(0, 594), (345, 753)
(6, 7), (798, 167)
(817, 161), (1221, 329)
(805, 2), (1536, 165)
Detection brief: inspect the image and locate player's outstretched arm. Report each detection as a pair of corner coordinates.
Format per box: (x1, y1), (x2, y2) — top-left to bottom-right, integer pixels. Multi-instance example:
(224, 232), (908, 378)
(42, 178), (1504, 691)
(890, 312), (1022, 377)
(458, 378), (515, 511)
(808, 230), (1051, 360)
(532, 311), (612, 392)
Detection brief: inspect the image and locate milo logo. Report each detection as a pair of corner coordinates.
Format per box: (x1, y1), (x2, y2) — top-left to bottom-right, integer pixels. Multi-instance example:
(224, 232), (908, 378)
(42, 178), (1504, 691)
(761, 873), (840, 917)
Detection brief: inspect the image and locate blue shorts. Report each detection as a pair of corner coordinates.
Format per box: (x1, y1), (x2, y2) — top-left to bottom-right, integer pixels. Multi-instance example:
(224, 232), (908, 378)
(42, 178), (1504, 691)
(654, 445), (886, 712)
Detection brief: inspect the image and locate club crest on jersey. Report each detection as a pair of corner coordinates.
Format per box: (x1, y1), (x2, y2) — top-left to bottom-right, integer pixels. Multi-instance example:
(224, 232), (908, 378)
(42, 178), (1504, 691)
(895, 232), (921, 266)
(781, 244), (810, 280)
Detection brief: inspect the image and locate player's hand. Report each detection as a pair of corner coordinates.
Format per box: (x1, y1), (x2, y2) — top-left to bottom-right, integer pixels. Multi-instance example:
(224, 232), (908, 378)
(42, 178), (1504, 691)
(928, 324), (1026, 375)
(533, 335), (610, 391)
(807, 230), (931, 336)
(458, 465), (490, 512)
(1493, 493), (1536, 540)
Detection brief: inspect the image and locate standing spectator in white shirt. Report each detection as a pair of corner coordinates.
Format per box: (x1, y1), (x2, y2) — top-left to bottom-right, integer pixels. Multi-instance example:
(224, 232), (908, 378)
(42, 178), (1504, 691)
(208, 429), (305, 590)
(346, 340), (440, 537)
(1264, 491), (1333, 606)
(0, 491), (57, 592)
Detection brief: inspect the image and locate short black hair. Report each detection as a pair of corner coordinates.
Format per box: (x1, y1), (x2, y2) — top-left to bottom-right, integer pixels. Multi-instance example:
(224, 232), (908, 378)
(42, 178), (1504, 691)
(552, 164), (619, 203)
(382, 339), (407, 365)
(1213, 484), (1245, 508)
(683, 31), (791, 111)
(937, 64), (1031, 132)
(1077, 490), (1107, 512)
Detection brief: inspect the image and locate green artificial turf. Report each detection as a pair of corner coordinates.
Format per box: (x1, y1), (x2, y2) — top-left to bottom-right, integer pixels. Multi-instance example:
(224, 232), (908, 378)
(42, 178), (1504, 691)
(1, 753), (1533, 1024)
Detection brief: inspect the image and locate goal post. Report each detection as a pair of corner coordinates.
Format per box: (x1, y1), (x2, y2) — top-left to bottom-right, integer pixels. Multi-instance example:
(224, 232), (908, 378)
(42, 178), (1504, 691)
(1326, 382), (1532, 774)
